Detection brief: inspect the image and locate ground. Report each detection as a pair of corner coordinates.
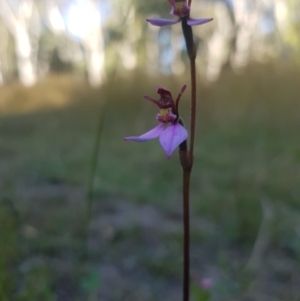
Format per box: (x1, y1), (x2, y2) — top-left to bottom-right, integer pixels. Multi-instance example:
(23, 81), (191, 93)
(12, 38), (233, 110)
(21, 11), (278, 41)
(0, 65), (300, 301)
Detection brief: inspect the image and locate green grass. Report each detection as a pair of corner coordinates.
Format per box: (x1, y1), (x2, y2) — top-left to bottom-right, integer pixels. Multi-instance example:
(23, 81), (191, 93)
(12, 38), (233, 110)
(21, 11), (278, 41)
(0, 66), (300, 300)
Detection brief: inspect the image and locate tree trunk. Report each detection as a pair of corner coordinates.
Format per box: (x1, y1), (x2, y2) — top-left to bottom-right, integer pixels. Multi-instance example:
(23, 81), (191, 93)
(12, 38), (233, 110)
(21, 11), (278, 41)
(0, 0), (38, 86)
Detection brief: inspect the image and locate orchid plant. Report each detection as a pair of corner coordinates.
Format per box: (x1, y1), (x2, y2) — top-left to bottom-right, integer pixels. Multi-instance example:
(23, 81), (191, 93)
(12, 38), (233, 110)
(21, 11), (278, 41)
(124, 1), (212, 300)
(124, 85), (187, 158)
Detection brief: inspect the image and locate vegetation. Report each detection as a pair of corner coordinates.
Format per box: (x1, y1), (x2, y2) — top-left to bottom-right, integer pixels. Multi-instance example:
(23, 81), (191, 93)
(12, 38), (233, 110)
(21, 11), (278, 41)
(0, 65), (300, 300)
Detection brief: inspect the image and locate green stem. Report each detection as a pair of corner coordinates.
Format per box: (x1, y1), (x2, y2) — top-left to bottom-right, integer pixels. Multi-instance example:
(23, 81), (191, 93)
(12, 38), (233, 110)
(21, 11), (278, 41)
(82, 0), (136, 265)
(82, 105), (106, 261)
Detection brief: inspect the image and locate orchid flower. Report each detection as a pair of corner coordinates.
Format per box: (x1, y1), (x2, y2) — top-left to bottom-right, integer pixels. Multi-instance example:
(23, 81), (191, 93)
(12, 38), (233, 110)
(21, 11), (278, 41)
(124, 86), (188, 158)
(147, 0), (213, 27)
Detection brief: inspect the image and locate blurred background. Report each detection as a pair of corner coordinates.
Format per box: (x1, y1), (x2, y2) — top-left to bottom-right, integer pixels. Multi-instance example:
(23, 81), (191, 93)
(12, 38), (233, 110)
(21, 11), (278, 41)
(0, 0), (300, 300)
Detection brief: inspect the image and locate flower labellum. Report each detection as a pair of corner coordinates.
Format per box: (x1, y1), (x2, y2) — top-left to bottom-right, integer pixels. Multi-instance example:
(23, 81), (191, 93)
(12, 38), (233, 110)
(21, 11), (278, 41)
(124, 86), (188, 158)
(146, 0), (213, 27)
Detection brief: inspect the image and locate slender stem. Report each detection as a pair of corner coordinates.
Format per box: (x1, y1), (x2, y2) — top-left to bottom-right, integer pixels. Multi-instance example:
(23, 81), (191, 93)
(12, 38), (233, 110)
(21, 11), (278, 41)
(83, 106), (106, 255)
(180, 17), (197, 301)
(82, 0), (136, 266)
(183, 169), (191, 301)
(189, 57), (196, 162)
(181, 18), (197, 163)
(86, 108), (106, 207)
(188, 0), (192, 7)
(180, 56), (196, 301)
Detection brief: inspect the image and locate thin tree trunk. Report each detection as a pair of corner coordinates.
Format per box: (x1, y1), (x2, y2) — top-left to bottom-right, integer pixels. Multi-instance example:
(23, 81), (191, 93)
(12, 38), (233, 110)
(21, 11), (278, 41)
(0, 0), (38, 86)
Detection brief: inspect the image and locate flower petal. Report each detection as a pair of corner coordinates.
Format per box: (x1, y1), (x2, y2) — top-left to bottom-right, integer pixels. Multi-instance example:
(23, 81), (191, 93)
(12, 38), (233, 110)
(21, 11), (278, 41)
(159, 123), (188, 158)
(124, 124), (164, 142)
(146, 18), (180, 27)
(187, 17), (213, 26)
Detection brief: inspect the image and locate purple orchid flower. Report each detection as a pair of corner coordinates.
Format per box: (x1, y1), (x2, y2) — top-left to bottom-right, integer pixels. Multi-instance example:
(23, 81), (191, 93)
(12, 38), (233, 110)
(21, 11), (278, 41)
(147, 0), (213, 27)
(124, 86), (188, 158)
